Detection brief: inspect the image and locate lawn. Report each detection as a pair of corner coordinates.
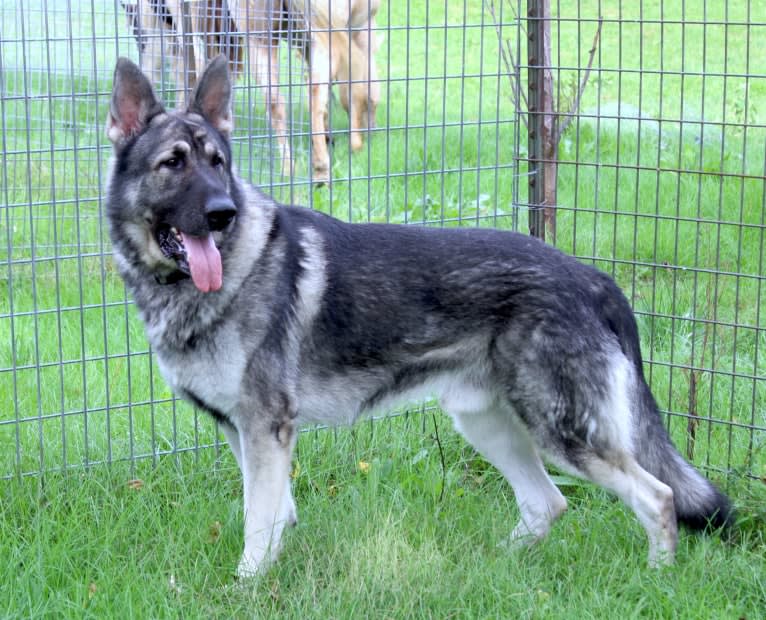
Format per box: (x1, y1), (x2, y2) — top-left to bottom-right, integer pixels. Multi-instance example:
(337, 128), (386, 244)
(2, 418), (765, 618)
(0, 0), (765, 616)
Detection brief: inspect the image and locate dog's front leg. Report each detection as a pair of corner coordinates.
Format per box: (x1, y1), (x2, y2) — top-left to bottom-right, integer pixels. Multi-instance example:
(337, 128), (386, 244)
(235, 418), (296, 578)
(306, 40), (332, 184)
(220, 421), (243, 472)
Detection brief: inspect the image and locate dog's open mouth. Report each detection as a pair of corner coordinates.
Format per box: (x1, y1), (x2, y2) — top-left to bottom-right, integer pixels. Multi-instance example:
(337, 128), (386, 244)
(157, 226), (223, 293)
(158, 226), (191, 275)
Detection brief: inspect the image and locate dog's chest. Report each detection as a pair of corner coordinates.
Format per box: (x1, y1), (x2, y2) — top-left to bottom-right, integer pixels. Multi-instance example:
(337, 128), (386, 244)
(155, 329), (248, 416)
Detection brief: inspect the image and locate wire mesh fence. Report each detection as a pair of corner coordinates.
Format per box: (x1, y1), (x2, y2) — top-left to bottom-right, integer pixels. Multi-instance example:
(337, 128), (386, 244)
(0, 0), (763, 481)
(537, 1), (766, 481)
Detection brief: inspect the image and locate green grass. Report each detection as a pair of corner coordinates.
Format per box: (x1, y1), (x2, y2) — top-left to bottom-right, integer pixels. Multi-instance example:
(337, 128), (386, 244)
(1, 417), (765, 619)
(1, 0), (766, 615)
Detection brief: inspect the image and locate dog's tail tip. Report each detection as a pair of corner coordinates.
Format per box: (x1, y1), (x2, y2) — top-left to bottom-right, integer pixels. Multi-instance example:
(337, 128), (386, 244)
(660, 445), (735, 534)
(675, 478), (735, 532)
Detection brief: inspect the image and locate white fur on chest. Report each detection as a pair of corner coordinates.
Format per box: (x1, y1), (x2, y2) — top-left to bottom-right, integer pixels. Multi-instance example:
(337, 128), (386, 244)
(156, 328), (248, 416)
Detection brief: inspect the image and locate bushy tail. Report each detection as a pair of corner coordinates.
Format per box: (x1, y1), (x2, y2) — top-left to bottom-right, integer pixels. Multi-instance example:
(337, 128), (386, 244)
(632, 382), (733, 530)
(598, 275), (734, 531)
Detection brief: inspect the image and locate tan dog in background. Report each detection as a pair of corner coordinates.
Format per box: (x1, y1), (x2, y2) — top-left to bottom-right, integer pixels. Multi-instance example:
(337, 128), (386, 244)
(122, 0), (380, 183)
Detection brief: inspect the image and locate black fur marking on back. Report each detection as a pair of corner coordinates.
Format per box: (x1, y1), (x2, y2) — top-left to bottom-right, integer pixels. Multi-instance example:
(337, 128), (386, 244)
(259, 208), (307, 352)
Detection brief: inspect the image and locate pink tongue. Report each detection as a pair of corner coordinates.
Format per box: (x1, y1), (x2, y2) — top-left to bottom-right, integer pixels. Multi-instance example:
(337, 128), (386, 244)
(180, 233), (222, 293)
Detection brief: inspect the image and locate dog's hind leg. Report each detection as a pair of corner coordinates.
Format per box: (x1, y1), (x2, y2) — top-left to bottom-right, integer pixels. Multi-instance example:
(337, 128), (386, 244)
(573, 454), (678, 567)
(568, 361), (678, 566)
(510, 352), (679, 566)
(447, 401), (568, 548)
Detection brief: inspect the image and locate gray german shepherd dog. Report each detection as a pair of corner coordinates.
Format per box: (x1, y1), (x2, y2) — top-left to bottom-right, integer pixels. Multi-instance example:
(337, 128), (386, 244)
(106, 55), (731, 577)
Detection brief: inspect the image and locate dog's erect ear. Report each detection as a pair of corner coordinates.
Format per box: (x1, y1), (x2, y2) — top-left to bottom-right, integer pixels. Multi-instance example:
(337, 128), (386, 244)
(107, 57), (163, 146)
(188, 55), (233, 136)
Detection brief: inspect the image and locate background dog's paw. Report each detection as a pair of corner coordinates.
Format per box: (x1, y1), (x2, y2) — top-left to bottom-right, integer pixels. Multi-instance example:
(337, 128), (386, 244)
(311, 161), (331, 186)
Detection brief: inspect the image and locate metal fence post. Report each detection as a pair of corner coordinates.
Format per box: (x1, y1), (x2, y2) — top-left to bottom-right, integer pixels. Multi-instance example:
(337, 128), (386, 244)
(526, 0), (555, 241)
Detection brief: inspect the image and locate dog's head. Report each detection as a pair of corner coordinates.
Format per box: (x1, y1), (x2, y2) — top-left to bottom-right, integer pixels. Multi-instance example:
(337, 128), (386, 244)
(106, 55), (238, 293)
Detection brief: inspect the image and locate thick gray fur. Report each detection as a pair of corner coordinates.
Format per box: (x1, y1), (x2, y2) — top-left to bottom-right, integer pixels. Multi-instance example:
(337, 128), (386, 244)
(106, 55), (732, 577)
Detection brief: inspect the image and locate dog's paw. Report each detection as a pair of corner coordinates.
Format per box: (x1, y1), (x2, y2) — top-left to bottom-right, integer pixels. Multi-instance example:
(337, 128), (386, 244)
(498, 533), (536, 553)
(498, 521), (548, 552)
(236, 554), (271, 580)
(311, 161), (331, 187)
(237, 533), (287, 579)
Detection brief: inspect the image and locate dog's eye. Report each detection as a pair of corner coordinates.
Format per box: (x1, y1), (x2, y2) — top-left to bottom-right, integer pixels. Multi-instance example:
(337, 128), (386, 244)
(161, 155), (184, 169)
(211, 153), (224, 167)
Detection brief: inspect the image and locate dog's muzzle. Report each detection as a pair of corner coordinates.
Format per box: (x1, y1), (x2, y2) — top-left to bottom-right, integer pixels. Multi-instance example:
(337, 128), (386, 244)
(205, 196), (236, 232)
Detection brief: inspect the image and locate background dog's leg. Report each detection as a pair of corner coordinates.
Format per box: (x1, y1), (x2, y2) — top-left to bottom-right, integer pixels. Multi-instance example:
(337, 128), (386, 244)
(338, 44), (366, 154)
(307, 40), (332, 184)
(137, 20), (167, 94)
(351, 16), (380, 132)
(250, 38), (293, 178)
(449, 405), (568, 547)
(166, 0), (196, 107)
(236, 418), (296, 578)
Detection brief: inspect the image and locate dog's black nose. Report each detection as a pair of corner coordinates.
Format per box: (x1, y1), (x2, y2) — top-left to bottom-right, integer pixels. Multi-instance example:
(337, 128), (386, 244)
(206, 196), (237, 231)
